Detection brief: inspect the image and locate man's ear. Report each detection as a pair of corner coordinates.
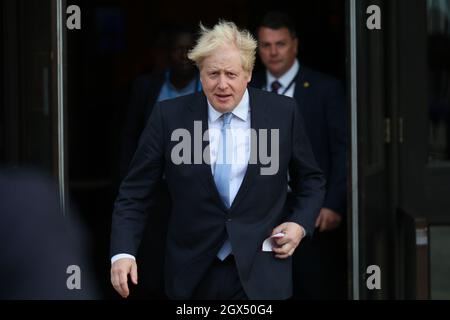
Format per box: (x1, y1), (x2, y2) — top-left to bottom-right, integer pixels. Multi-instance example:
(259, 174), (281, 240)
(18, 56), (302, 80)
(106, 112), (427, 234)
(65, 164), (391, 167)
(294, 38), (299, 55)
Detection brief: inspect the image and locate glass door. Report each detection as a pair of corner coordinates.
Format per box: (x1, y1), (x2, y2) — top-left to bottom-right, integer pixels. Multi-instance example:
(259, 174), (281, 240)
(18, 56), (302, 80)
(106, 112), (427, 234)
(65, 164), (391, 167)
(1, 0), (61, 174)
(351, 0), (450, 299)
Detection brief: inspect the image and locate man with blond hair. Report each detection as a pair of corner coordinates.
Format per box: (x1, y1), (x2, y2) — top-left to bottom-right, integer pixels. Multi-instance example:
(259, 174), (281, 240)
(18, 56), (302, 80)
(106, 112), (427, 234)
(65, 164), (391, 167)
(110, 21), (325, 300)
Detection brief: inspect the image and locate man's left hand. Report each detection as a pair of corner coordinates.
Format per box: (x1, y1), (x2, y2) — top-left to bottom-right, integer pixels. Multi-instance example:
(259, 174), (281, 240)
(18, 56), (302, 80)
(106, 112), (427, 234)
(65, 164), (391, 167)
(271, 222), (305, 259)
(315, 208), (342, 232)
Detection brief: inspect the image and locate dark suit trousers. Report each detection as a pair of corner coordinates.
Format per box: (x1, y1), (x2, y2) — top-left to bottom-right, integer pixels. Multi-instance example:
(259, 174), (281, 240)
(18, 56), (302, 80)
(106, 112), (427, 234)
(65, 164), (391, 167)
(191, 255), (248, 300)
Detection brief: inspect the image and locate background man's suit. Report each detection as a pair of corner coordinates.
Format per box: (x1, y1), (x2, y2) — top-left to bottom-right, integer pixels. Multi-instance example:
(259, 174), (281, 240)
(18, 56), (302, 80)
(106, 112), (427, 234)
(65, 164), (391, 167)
(251, 66), (348, 299)
(121, 72), (166, 177)
(111, 87), (325, 299)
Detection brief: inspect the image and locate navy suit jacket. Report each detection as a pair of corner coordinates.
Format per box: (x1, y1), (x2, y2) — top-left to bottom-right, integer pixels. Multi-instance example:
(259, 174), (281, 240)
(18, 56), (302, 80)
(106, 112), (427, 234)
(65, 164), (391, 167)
(111, 87), (325, 299)
(250, 66), (347, 216)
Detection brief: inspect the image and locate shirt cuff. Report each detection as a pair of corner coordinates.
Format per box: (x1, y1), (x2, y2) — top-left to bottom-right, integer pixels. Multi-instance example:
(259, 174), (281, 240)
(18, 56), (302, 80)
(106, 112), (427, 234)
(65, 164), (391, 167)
(111, 253), (136, 265)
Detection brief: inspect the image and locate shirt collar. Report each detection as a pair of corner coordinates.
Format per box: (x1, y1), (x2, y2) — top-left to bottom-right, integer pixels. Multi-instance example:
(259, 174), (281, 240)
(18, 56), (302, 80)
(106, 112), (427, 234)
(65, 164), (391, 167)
(266, 59), (300, 89)
(208, 89), (250, 122)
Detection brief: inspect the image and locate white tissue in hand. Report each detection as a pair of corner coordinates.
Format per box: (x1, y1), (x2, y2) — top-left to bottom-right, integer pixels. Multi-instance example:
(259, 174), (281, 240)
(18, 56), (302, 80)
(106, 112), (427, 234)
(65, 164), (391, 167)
(262, 233), (285, 252)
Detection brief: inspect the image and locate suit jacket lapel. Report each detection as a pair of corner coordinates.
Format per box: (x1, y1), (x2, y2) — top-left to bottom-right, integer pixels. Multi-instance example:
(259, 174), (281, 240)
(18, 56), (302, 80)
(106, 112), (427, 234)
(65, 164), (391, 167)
(251, 70), (266, 90)
(188, 93), (228, 211)
(230, 87), (268, 212)
(293, 66), (314, 109)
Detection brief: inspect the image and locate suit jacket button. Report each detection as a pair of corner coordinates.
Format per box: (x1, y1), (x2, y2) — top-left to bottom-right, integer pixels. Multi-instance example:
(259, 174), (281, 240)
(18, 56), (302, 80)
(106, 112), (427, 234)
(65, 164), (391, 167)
(227, 218), (232, 222)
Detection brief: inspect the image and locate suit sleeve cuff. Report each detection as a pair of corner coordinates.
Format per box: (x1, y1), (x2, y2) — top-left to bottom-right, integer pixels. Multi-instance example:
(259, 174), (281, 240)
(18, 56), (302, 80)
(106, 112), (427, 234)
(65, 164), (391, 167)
(111, 253), (136, 265)
(300, 225), (307, 238)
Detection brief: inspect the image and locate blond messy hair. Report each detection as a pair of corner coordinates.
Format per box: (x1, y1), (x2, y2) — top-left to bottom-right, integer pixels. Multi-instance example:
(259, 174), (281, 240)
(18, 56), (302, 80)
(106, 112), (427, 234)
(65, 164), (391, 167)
(188, 21), (257, 73)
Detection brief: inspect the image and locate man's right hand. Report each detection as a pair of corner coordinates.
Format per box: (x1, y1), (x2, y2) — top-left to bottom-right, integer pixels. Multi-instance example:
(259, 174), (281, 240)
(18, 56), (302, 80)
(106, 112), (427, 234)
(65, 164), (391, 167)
(110, 258), (138, 298)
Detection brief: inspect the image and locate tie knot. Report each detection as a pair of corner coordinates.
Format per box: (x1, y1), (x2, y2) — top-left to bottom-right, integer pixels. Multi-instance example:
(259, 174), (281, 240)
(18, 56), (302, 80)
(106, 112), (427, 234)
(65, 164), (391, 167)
(271, 80), (282, 94)
(222, 113), (233, 126)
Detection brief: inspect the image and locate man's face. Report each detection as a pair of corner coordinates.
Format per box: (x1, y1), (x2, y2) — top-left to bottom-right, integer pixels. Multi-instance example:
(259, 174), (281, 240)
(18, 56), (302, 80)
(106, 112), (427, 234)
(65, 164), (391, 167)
(170, 33), (196, 76)
(257, 27), (298, 78)
(200, 44), (251, 113)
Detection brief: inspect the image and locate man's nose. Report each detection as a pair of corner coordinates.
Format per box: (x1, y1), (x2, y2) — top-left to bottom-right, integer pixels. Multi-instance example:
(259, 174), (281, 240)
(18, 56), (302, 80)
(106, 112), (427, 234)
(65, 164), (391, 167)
(270, 45), (278, 56)
(218, 75), (228, 90)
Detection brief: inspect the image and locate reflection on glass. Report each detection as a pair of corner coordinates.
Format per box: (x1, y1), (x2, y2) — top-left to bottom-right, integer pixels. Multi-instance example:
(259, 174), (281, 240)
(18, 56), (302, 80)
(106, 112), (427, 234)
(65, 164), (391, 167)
(1, 1), (55, 171)
(430, 226), (450, 299)
(427, 0), (450, 162)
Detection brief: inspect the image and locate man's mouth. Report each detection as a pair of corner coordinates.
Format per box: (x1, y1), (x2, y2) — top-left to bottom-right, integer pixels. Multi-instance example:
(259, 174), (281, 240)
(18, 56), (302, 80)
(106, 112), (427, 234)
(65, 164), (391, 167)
(215, 94), (232, 102)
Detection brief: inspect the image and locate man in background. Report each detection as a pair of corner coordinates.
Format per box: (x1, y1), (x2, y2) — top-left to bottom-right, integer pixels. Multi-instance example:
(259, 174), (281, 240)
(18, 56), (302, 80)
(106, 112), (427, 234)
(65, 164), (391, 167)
(252, 11), (348, 299)
(120, 27), (201, 176)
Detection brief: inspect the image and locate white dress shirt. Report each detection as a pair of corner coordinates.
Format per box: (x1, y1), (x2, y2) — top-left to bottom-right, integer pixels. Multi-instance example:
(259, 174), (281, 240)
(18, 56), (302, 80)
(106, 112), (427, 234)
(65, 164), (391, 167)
(207, 89), (251, 203)
(111, 90), (251, 264)
(266, 59), (300, 98)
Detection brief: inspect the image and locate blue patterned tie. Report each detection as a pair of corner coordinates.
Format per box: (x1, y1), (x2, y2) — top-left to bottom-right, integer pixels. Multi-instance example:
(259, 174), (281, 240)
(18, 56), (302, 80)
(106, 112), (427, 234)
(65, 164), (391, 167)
(215, 113), (233, 260)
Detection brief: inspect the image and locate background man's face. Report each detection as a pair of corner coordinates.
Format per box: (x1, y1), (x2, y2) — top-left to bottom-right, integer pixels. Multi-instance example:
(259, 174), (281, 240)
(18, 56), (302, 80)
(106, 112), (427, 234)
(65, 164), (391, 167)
(170, 33), (196, 76)
(258, 27), (298, 78)
(200, 44), (251, 113)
